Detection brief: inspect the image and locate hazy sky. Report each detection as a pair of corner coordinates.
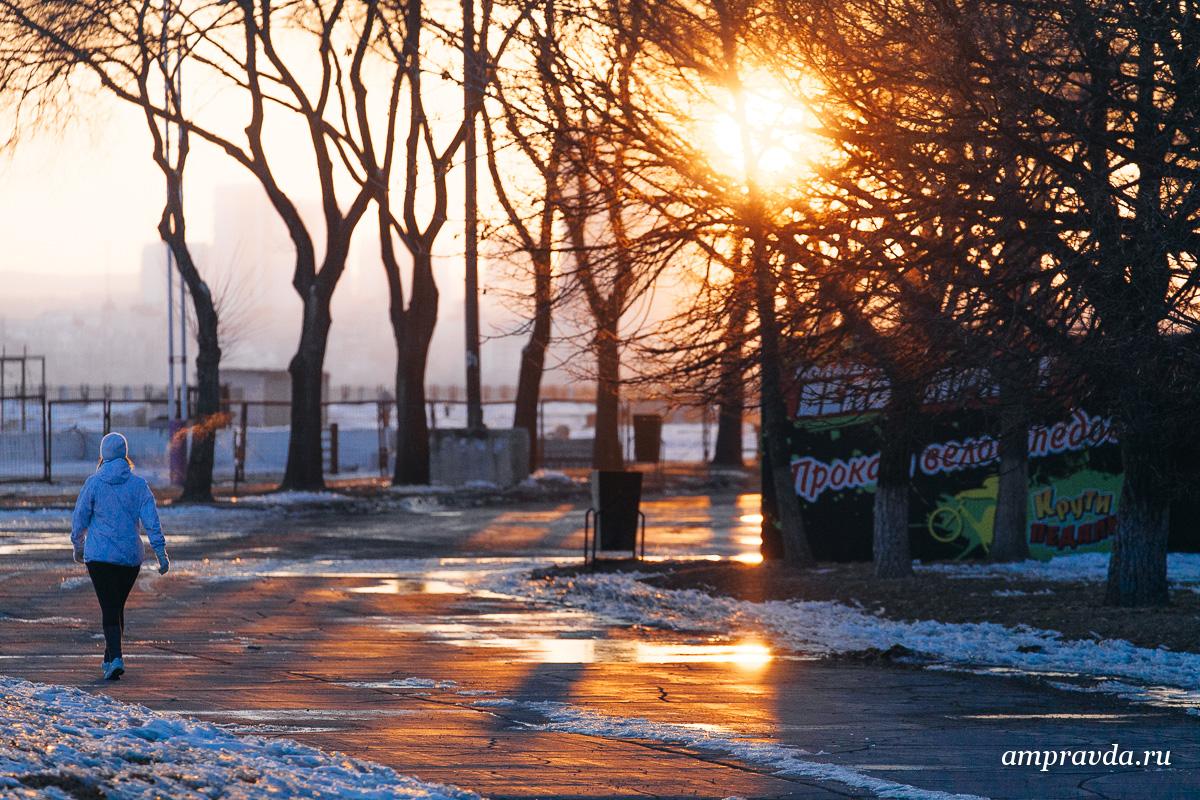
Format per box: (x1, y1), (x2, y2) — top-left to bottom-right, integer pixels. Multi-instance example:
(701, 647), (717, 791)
(0, 86), (541, 390)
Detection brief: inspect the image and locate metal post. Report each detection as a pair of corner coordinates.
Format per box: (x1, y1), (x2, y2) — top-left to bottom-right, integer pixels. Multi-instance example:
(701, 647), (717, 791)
(377, 400), (390, 476)
(180, 251), (189, 419)
(162, 0), (185, 422)
(463, 0), (484, 431)
(20, 346), (27, 432)
(177, 43), (188, 421)
(166, 245), (176, 421)
(328, 423), (339, 475)
(43, 396), (51, 483)
(237, 401), (248, 485)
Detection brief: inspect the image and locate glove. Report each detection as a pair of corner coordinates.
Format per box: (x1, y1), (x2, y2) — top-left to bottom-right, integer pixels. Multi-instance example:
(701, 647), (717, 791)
(156, 552), (170, 575)
(73, 546), (84, 564)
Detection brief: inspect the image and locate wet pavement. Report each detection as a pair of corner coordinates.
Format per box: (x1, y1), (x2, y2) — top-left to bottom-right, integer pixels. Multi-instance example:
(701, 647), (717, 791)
(0, 492), (1197, 799)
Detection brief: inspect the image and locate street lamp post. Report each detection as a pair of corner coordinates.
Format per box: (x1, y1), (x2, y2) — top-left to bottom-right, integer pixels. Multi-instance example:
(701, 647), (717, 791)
(463, 0), (484, 431)
(162, 0), (187, 422)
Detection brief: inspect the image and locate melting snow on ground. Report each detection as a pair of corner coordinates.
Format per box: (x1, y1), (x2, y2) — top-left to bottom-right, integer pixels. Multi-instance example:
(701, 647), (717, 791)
(0, 676), (480, 799)
(480, 698), (985, 800)
(339, 678), (459, 690)
(483, 567), (1200, 700)
(231, 491), (356, 506)
(918, 552), (1200, 588)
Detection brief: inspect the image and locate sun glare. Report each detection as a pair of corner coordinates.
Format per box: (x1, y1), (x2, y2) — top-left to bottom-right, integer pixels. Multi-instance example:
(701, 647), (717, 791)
(702, 71), (825, 189)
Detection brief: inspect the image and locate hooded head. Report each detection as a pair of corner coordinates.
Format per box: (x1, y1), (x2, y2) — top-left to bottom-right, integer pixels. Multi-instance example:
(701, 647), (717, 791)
(98, 432), (133, 470)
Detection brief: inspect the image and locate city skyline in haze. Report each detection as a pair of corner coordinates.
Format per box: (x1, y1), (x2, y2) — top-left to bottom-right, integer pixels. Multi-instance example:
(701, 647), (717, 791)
(0, 100), (540, 391)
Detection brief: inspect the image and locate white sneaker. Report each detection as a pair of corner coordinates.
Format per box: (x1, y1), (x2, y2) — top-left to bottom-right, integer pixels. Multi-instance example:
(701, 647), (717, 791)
(104, 657), (124, 681)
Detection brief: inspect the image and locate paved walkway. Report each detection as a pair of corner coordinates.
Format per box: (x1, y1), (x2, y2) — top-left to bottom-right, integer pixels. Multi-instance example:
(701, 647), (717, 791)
(0, 493), (1196, 799)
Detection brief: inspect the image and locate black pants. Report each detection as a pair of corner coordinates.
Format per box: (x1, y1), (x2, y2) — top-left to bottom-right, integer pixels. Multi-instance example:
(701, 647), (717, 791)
(86, 561), (140, 661)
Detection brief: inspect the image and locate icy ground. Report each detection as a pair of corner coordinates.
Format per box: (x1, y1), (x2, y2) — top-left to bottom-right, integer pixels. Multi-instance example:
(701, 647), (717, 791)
(39, 544), (1200, 708)
(52, 546), (1200, 713)
(477, 558), (1200, 711)
(481, 699), (987, 800)
(0, 676), (478, 800)
(4, 497), (1199, 797)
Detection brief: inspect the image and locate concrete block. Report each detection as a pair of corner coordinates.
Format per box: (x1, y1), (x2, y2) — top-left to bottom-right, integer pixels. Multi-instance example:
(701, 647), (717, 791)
(429, 428), (530, 488)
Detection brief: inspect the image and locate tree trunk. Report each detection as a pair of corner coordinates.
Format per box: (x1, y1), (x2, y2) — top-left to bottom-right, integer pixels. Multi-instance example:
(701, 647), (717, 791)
(712, 389), (744, 468)
(592, 318), (624, 470)
(393, 253), (440, 485)
(873, 479), (911, 577)
(158, 204), (221, 503)
(872, 397), (914, 578)
(1105, 424), (1171, 606)
(990, 379), (1031, 562)
(281, 286), (332, 490)
(751, 236), (813, 566)
(513, 253), (552, 470)
(711, 299), (747, 468)
(180, 289), (221, 502)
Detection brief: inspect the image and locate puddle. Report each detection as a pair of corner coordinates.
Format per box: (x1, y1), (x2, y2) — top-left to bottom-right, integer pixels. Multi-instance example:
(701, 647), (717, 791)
(443, 637), (780, 666)
(346, 579), (465, 595)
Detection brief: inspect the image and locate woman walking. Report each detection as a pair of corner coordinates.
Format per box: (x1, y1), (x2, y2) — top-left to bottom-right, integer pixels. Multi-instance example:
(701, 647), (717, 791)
(70, 432), (170, 680)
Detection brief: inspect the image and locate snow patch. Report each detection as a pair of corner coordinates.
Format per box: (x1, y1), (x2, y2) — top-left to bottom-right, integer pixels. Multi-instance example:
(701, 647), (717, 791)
(233, 491), (355, 506)
(990, 589), (1054, 598)
(0, 616), (85, 625)
(339, 678), (458, 690)
(387, 485), (456, 496)
(518, 470), (577, 489)
(1044, 678), (1200, 711)
(918, 552), (1200, 589)
(398, 496), (447, 514)
(0, 675), (479, 799)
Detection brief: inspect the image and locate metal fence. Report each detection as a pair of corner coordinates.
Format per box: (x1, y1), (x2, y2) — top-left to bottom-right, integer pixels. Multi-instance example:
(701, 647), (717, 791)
(1, 388), (748, 485)
(0, 354), (48, 482)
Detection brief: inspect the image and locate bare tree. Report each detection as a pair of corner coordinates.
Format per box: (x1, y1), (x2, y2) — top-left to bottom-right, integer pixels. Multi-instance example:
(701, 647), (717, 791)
(0, 0), (232, 499)
(359, 0), (534, 485)
(482, 0), (564, 469)
(522, 0), (817, 560)
(0, 1), (390, 490)
(780, 0), (1200, 601)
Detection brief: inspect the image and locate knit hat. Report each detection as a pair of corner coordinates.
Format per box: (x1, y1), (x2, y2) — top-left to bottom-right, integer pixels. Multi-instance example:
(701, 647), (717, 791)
(100, 432), (129, 463)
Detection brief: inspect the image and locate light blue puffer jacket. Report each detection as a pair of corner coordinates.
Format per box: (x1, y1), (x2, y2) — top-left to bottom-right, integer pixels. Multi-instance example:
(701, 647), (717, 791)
(70, 433), (167, 567)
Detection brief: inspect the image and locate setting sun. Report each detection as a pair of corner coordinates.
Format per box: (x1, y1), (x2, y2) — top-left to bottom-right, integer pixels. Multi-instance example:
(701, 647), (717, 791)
(701, 71), (826, 188)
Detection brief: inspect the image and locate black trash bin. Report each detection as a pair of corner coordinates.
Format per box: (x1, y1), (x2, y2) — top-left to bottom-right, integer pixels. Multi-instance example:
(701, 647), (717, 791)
(585, 469), (645, 560)
(632, 414), (663, 463)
